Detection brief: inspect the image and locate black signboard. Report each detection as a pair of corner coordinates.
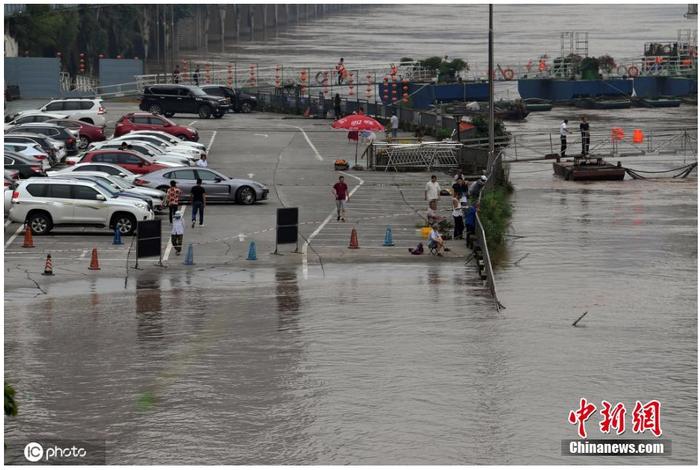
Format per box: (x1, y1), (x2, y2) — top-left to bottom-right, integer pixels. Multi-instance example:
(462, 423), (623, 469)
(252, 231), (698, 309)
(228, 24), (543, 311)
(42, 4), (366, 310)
(276, 207), (299, 253)
(137, 220), (162, 259)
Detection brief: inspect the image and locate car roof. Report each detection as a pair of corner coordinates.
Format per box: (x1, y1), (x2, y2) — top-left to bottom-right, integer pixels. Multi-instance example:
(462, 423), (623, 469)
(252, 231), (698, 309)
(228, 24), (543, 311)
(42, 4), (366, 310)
(13, 123), (64, 129)
(5, 152), (36, 163)
(15, 112), (67, 118)
(22, 176), (94, 184)
(70, 162), (133, 171)
(5, 133), (48, 140)
(48, 97), (100, 102)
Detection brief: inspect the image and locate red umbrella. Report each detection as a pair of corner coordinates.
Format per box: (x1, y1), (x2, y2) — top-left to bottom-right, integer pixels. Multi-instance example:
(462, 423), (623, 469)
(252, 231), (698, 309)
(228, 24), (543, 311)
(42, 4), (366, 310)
(331, 113), (385, 165)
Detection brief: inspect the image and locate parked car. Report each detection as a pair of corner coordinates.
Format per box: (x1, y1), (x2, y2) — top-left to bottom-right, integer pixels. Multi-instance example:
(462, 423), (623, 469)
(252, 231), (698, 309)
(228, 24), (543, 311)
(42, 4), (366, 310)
(200, 85), (257, 113)
(4, 112), (68, 131)
(110, 134), (204, 159)
(139, 85), (230, 119)
(13, 98), (106, 126)
(48, 162), (138, 182)
(77, 150), (175, 174)
(45, 118), (106, 149)
(4, 134), (65, 163)
(114, 112), (199, 141)
(49, 171), (165, 211)
(86, 141), (194, 166)
(135, 167), (269, 205)
(3, 143), (51, 170)
(4, 152), (46, 178)
(126, 130), (207, 152)
(7, 123), (78, 155)
(9, 177), (154, 235)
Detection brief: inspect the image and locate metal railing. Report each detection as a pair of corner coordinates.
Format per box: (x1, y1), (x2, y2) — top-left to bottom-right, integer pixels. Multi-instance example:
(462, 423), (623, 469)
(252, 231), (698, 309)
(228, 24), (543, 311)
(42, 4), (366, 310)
(370, 141), (463, 171)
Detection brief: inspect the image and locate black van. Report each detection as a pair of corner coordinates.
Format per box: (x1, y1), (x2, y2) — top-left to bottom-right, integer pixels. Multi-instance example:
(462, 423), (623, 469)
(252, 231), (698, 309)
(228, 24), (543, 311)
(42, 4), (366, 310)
(139, 85), (230, 119)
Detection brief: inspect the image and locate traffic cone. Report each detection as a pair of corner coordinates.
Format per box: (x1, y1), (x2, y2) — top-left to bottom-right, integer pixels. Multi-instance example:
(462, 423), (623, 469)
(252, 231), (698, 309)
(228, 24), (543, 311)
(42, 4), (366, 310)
(246, 241), (257, 260)
(22, 224), (34, 248)
(383, 225), (395, 246)
(348, 227), (359, 249)
(183, 243), (194, 265)
(112, 227), (123, 245)
(88, 248), (100, 270)
(42, 254), (54, 276)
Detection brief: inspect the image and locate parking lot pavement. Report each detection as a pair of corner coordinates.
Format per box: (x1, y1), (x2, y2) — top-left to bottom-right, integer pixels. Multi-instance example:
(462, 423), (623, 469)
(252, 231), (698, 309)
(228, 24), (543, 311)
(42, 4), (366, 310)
(5, 100), (470, 288)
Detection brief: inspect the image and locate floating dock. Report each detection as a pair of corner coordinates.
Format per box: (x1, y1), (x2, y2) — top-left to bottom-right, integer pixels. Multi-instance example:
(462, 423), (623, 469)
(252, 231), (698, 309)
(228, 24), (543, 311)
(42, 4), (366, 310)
(553, 157), (626, 181)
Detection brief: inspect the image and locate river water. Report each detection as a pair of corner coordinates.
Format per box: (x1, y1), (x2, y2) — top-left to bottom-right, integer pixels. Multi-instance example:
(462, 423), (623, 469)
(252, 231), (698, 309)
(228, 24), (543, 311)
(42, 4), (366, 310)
(5, 4), (698, 465)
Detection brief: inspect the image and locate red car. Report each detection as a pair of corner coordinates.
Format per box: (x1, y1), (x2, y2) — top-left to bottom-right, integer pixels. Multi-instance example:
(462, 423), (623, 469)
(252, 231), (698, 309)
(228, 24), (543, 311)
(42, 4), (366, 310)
(46, 118), (106, 149)
(114, 113), (199, 142)
(78, 150), (169, 174)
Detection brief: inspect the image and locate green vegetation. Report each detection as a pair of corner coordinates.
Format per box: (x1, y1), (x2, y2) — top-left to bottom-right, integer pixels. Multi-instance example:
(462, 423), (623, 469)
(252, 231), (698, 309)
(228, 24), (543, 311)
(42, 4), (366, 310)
(400, 55), (469, 83)
(478, 187), (512, 254)
(470, 115), (507, 139)
(5, 382), (17, 418)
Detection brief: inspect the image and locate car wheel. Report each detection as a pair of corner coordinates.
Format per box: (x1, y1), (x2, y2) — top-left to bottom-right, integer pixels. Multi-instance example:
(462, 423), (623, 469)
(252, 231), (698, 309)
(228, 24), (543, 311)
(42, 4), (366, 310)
(213, 112), (223, 119)
(27, 211), (53, 235)
(164, 112), (175, 118)
(78, 135), (90, 149)
(79, 118), (94, 124)
(149, 104), (162, 115)
(240, 102), (253, 113)
(236, 186), (256, 205)
(112, 213), (137, 236)
(176, 134), (188, 141)
(198, 105), (212, 119)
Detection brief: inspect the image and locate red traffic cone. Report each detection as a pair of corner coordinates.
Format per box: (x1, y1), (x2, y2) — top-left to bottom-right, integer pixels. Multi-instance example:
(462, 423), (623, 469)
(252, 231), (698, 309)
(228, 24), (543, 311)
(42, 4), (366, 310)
(88, 248), (101, 270)
(22, 224), (34, 248)
(42, 254), (54, 276)
(348, 227), (359, 249)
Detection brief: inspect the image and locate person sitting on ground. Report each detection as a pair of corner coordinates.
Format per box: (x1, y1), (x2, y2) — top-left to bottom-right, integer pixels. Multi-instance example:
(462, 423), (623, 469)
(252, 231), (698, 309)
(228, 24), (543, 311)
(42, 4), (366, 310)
(426, 199), (445, 224)
(429, 224), (446, 256)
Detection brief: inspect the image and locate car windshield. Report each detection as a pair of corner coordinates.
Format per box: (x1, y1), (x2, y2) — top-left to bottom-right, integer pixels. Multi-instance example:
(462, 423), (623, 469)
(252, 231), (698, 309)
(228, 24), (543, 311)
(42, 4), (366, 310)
(105, 176), (131, 189)
(190, 87), (207, 96)
(90, 179), (120, 197)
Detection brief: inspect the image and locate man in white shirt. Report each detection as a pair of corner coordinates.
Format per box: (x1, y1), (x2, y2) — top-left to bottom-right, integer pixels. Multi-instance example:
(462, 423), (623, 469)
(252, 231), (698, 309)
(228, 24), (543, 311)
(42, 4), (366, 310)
(196, 155), (208, 167)
(425, 174), (441, 204)
(560, 119), (570, 158)
(390, 112), (399, 139)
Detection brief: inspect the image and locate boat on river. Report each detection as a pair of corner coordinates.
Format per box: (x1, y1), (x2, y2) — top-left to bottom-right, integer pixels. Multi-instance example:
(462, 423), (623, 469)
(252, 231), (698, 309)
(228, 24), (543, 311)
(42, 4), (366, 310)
(631, 96), (682, 107)
(523, 98), (553, 112)
(553, 156), (626, 181)
(574, 97), (632, 109)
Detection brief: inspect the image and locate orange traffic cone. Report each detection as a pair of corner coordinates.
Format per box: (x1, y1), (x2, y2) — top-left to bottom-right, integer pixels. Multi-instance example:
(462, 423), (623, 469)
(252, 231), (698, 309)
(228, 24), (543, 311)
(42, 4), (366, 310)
(22, 224), (34, 248)
(348, 227), (359, 249)
(88, 248), (101, 270)
(42, 254), (54, 276)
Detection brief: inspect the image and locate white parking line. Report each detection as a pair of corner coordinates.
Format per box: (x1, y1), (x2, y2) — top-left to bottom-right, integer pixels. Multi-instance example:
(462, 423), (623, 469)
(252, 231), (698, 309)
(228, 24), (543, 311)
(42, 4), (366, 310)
(4, 224), (24, 250)
(288, 125), (324, 161)
(302, 170), (363, 278)
(188, 120), (198, 127)
(5, 219), (12, 228)
(207, 131), (217, 151)
(80, 249), (88, 258)
(162, 206), (188, 262)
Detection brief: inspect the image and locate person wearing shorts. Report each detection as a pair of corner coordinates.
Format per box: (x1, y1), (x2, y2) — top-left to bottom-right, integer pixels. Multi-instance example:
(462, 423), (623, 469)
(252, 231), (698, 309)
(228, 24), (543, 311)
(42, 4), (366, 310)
(332, 175), (349, 222)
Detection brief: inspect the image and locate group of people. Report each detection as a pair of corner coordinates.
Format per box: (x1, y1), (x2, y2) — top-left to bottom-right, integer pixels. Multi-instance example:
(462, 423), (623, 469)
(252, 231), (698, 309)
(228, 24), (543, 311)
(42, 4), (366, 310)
(172, 64), (202, 85)
(560, 116), (590, 158)
(164, 179), (207, 255)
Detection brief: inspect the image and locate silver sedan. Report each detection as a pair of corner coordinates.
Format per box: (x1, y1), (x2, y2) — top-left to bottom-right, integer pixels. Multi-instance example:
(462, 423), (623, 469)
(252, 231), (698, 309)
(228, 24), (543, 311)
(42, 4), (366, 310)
(134, 167), (269, 204)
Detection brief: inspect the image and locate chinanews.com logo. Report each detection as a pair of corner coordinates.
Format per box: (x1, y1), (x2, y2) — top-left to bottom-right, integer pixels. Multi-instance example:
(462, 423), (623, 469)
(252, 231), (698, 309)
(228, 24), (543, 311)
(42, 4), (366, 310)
(16, 439), (105, 464)
(562, 398), (671, 456)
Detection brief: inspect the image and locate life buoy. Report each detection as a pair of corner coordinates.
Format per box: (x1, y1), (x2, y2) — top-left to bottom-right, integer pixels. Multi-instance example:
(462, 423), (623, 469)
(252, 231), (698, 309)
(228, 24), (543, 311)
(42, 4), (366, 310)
(315, 71), (325, 85)
(627, 65), (640, 77)
(390, 64), (398, 76)
(655, 56), (663, 64)
(538, 60), (546, 72)
(616, 65), (628, 76)
(662, 45), (672, 55)
(503, 68), (515, 80)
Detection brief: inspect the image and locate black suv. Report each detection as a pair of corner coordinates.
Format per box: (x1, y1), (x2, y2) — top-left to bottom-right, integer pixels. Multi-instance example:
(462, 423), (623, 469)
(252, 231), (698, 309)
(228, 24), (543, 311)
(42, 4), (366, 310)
(200, 85), (258, 113)
(139, 85), (230, 119)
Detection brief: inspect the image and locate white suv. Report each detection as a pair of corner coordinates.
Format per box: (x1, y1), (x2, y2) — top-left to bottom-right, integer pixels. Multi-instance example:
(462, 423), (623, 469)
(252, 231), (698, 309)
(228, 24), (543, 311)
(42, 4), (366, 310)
(9, 178), (153, 235)
(18, 98), (106, 127)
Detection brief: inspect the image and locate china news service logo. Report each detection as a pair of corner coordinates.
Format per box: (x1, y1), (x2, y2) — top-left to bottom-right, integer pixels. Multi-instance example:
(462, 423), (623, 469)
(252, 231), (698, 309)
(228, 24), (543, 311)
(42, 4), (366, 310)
(563, 398), (670, 456)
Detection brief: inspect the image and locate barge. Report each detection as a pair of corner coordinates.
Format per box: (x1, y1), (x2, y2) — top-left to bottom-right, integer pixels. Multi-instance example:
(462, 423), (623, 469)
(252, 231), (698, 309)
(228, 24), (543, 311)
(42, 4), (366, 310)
(553, 157), (626, 181)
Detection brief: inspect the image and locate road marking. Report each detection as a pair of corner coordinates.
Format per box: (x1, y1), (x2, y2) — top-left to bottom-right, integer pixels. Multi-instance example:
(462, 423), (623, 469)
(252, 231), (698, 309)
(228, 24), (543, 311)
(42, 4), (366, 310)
(188, 120), (198, 127)
(290, 125), (324, 161)
(80, 249), (88, 258)
(163, 206), (188, 262)
(302, 170), (364, 278)
(207, 131), (217, 151)
(238, 233), (246, 242)
(4, 224), (24, 250)
(253, 133), (269, 138)
(247, 173), (255, 179)
(5, 219), (12, 228)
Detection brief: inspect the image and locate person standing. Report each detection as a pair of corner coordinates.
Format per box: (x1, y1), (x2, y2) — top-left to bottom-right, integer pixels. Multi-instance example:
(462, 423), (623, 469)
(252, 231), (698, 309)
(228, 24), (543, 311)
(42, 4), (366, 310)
(173, 65), (181, 84)
(580, 116), (590, 156)
(332, 175), (349, 222)
(468, 175), (488, 202)
(425, 174), (441, 204)
(452, 177), (468, 199)
(171, 211), (185, 255)
(193, 65), (200, 86)
(190, 178), (206, 228)
(390, 112), (399, 140)
(560, 119), (570, 157)
(333, 93), (342, 119)
(336, 58), (346, 85)
(196, 155), (208, 167)
(452, 193), (465, 240)
(165, 180), (181, 224)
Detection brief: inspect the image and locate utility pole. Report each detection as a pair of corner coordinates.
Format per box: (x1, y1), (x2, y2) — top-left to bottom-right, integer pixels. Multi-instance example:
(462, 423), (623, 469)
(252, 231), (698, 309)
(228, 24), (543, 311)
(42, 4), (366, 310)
(488, 4), (495, 168)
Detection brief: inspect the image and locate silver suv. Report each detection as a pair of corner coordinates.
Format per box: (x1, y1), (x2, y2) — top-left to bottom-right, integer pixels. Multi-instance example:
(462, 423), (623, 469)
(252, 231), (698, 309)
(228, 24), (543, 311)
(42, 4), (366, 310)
(9, 178), (154, 235)
(16, 98), (106, 127)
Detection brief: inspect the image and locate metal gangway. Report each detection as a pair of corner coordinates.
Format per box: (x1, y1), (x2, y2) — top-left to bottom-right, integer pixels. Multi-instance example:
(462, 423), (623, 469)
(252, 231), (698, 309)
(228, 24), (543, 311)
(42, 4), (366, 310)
(370, 141), (462, 172)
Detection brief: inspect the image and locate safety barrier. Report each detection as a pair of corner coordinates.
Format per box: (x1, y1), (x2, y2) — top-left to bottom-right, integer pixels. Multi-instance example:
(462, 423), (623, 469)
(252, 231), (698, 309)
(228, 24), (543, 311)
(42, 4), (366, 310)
(370, 141), (463, 171)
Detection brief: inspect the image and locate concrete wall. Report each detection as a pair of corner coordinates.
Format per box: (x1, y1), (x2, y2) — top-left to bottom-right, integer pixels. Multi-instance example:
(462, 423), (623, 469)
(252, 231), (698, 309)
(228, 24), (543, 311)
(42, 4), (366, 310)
(99, 59), (144, 87)
(4, 57), (61, 98)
